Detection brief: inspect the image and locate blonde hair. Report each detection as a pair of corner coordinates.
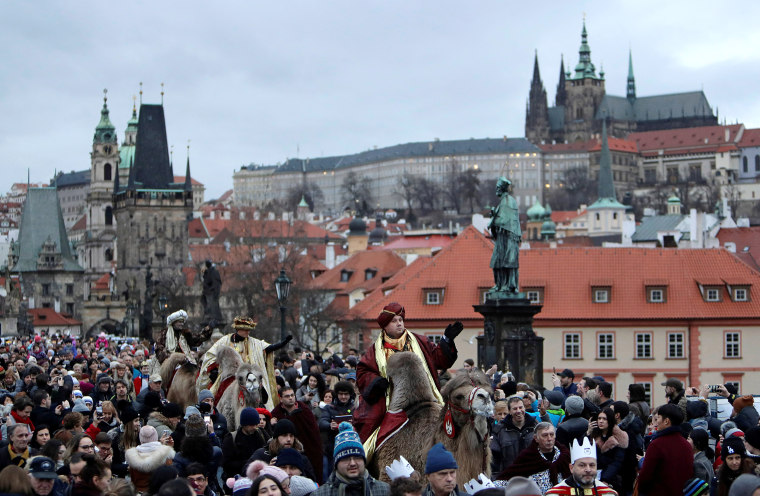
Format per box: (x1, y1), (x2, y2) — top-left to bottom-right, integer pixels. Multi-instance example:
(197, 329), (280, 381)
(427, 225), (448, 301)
(494, 400), (509, 413)
(0, 465), (32, 495)
(101, 401), (119, 421)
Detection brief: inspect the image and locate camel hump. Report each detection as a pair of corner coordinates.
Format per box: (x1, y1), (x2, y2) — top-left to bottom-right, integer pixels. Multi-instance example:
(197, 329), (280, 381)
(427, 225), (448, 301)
(217, 345), (244, 378)
(386, 352), (425, 379)
(386, 352), (437, 411)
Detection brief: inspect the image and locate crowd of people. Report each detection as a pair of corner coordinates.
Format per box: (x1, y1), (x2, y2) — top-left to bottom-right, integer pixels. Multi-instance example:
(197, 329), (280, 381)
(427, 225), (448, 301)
(0, 303), (759, 496)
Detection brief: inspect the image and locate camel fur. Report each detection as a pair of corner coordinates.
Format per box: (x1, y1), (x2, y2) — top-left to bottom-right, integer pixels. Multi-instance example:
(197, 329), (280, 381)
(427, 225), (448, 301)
(215, 345), (265, 431)
(369, 352), (493, 485)
(160, 352), (198, 410)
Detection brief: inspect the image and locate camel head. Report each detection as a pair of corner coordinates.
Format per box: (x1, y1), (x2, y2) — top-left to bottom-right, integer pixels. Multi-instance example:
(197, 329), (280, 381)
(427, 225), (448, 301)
(236, 363), (264, 402)
(440, 369), (494, 438)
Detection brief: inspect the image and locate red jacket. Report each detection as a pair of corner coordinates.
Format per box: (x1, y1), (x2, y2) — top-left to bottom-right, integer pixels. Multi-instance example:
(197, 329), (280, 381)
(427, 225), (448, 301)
(353, 331), (457, 441)
(637, 426), (693, 496)
(271, 401), (324, 484)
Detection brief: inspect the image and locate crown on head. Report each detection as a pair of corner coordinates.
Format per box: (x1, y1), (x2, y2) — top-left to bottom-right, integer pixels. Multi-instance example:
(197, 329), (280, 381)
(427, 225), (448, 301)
(571, 437), (597, 463)
(385, 456), (414, 480)
(464, 474), (495, 495)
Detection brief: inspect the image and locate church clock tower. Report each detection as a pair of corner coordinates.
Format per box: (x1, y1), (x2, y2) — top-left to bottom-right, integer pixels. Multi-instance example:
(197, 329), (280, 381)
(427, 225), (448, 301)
(83, 89), (119, 297)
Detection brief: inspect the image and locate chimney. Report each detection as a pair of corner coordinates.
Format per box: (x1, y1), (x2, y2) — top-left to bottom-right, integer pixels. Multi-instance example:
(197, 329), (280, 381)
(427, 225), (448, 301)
(325, 243), (335, 269)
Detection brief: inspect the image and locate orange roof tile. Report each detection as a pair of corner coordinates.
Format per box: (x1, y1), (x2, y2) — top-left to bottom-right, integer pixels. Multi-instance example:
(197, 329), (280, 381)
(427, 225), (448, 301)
(29, 308), (82, 326)
(738, 128), (760, 147)
(717, 227), (760, 269)
(349, 226), (760, 325)
(174, 175), (203, 186)
(551, 211), (581, 224)
(71, 215), (87, 232)
(628, 124), (743, 155)
(309, 250), (406, 296)
(373, 234), (456, 252)
(587, 136), (638, 153)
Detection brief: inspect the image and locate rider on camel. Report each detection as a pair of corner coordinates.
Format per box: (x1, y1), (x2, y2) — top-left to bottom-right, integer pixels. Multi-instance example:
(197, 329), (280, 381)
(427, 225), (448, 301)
(353, 302), (462, 459)
(198, 315), (291, 410)
(155, 310), (213, 365)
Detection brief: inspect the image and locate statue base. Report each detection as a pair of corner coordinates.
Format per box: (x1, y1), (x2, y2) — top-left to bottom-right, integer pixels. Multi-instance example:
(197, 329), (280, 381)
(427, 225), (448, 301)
(474, 298), (544, 385)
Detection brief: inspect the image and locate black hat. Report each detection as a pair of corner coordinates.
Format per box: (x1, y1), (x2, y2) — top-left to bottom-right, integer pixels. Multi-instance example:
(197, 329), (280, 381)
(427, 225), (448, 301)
(28, 457), (58, 479)
(121, 407), (139, 424)
(162, 402), (183, 419)
(274, 448), (305, 472)
(557, 368), (574, 379)
(273, 418), (298, 438)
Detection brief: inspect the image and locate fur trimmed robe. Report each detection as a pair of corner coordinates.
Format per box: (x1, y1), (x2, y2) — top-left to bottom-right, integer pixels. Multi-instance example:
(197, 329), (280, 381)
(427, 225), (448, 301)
(354, 331), (456, 442)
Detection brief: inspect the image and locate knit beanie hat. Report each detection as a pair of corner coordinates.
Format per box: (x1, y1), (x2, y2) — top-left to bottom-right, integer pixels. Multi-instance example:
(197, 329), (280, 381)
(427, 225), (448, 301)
(289, 476), (318, 496)
(745, 426), (760, 451)
(162, 402), (183, 419)
(274, 448), (304, 472)
(121, 407), (139, 424)
(544, 390), (564, 409)
(232, 477), (253, 496)
(73, 400), (90, 413)
(140, 425), (159, 444)
(184, 406), (201, 420)
(198, 389), (214, 403)
(722, 436), (746, 461)
(504, 476), (542, 496)
(185, 414), (207, 438)
(240, 407), (260, 427)
(564, 396), (584, 416)
(733, 395), (754, 415)
(273, 419), (297, 438)
(246, 460), (289, 484)
(333, 422), (365, 463)
(728, 474), (760, 496)
(256, 408), (271, 420)
(425, 442), (458, 474)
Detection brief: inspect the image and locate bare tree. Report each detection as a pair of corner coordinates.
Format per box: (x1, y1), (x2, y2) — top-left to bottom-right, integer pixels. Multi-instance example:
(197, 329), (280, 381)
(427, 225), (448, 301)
(286, 181), (324, 212)
(414, 177), (442, 212)
(341, 172), (374, 215)
(396, 173), (419, 215)
(442, 159), (463, 214)
(460, 168), (482, 213)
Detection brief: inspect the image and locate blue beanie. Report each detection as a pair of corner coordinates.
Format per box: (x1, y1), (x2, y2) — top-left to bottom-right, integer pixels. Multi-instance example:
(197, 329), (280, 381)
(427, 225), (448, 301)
(425, 443), (458, 474)
(239, 407), (261, 427)
(333, 422), (365, 463)
(274, 448), (305, 472)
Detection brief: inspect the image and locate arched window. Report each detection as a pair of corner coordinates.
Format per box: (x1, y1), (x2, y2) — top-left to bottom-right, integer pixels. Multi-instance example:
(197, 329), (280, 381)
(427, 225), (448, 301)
(104, 163), (112, 181)
(105, 248), (113, 262)
(755, 155), (760, 172)
(743, 156), (749, 173)
(105, 206), (113, 225)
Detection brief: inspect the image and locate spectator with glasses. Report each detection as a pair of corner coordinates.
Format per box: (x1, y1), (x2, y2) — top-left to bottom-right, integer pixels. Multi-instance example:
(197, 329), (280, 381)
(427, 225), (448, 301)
(186, 463), (217, 496)
(64, 433), (96, 465)
(94, 433), (112, 466)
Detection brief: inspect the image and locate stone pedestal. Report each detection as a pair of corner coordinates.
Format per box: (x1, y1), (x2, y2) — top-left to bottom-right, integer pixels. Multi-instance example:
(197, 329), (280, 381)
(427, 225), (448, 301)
(474, 298), (544, 385)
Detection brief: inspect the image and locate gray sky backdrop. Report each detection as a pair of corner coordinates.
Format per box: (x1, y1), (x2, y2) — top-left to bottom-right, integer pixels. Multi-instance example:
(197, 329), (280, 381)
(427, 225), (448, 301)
(2, 2), (759, 200)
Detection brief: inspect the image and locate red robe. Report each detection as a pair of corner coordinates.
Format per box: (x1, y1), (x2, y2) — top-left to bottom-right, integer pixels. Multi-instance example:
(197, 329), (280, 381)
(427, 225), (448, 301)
(353, 331), (457, 442)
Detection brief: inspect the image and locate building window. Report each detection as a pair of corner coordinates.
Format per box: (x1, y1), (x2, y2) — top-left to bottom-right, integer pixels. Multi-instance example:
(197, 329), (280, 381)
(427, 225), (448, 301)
(340, 270), (353, 282)
(593, 288), (610, 303)
(526, 290), (542, 304)
(667, 332), (685, 358)
(42, 284), (50, 296)
(705, 287), (721, 302)
(648, 287), (666, 303)
(65, 303), (74, 315)
(597, 333), (614, 359)
(428, 335), (443, 345)
(105, 206), (113, 225)
(364, 269), (376, 281)
(564, 333), (581, 359)
(744, 156), (749, 173)
(733, 288), (749, 302)
(104, 163), (112, 181)
(636, 382), (653, 406)
(635, 333), (652, 359)
(756, 155), (760, 172)
(725, 332), (741, 358)
(66, 284), (74, 296)
(425, 290), (443, 305)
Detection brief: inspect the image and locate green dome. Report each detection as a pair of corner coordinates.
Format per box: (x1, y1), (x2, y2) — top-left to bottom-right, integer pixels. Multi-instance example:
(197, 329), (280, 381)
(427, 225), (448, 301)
(667, 194), (681, 205)
(527, 201), (545, 221)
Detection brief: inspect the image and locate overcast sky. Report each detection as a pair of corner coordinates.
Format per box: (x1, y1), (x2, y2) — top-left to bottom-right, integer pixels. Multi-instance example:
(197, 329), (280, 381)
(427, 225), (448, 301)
(2, 2), (759, 200)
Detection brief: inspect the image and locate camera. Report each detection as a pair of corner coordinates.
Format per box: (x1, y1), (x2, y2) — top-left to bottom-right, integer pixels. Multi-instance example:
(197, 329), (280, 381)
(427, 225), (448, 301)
(709, 385), (722, 393)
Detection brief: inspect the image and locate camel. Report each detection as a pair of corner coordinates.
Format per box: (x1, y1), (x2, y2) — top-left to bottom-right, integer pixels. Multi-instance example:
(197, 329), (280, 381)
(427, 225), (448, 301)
(369, 352), (493, 485)
(214, 345), (267, 431)
(160, 353), (199, 410)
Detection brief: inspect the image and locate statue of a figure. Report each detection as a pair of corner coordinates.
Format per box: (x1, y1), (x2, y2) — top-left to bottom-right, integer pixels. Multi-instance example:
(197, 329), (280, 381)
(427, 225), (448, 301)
(488, 177), (522, 296)
(201, 260), (223, 326)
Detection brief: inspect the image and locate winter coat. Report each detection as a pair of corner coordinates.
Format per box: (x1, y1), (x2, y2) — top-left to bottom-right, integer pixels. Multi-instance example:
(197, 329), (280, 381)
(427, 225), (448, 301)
(553, 383), (578, 399)
(617, 412), (644, 494)
(637, 425), (693, 496)
(271, 401), (324, 484)
(146, 412), (174, 440)
(30, 405), (63, 431)
(490, 414), (538, 475)
(124, 442), (175, 492)
(319, 398), (355, 464)
(594, 425), (628, 487)
(556, 414), (588, 449)
(313, 470), (390, 496)
(221, 428), (267, 477)
(546, 408), (565, 428)
(249, 444), (318, 483)
(668, 390), (688, 419)
(173, 446), (223, 492)
(629, 400), (650, 425)
(733, 405), (760, 433)
(693, 450), (714, 483)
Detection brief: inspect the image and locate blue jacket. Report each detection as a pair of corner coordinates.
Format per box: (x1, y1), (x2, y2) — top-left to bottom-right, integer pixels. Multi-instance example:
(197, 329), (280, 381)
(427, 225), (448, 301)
(553, 383), (578, 399)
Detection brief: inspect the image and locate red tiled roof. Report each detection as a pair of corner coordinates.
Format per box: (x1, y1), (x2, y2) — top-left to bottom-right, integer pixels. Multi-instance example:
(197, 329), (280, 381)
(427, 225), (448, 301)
(309, 250), (406, 295)
(629, 124), (743, 156)
(717, 227), (760, 270)
(373, 234), (456, 252)
(350, 226), (760, 324)
(71, 215), (87, 232)
(738, 128), (760, 147)
(551, 211), (581, 224)
(93, 273), (110, 291)
(218, 189), (233, 202)
(173, 175), (203, 186)
(29, 308), (81, 326)
(587, 136), (638, 153)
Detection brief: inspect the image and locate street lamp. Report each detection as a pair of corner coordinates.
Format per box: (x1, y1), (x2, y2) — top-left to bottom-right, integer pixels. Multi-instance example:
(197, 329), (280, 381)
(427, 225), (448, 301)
(158, 294), (169, 322)
(274, 269), (292, 342)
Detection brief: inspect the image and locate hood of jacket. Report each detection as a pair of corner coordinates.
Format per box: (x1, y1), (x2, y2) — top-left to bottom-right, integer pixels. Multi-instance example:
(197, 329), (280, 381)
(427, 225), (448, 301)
(124, 444), (175, 472)
(686, 399), (709, 419)
(598, 425), (629, 452)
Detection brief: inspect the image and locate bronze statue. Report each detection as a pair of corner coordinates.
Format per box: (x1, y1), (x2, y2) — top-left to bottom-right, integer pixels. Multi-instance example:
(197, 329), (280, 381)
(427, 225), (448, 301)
(201, 260), (223, 326)
(488, 177), (522, 297)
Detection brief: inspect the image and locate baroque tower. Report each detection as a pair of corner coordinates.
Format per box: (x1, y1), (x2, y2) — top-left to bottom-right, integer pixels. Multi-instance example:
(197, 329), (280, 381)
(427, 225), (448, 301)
(525, 51), (550, 144)
(83, 90), (119, 297)
(563, 20), (606, 142)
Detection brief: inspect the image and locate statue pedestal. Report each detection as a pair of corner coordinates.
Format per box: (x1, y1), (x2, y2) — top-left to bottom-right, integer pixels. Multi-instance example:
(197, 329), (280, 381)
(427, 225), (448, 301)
(474, 298), (544, 385)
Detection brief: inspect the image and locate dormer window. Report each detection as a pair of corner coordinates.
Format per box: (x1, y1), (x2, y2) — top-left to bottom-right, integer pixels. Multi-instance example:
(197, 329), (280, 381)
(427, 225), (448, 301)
(593, 287), (610, 303)
(365, 269), (377, 281)
(525, 288), (544, 304)
(340, 269), (353, 282)
(424, 289), (444, 305)
(705, 287), (721, 302)
(647, 286), (667, 303)
(732, 286), (750, 302)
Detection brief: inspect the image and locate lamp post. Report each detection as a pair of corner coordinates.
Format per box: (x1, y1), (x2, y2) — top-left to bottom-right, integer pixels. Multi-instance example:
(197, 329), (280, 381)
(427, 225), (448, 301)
(274, 269), (292, 342)
(158, 294), (169, 325)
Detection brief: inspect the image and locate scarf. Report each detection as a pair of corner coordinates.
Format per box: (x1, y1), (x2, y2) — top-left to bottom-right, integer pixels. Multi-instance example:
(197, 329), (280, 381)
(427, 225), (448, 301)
(10, 410), (34, 431)
(498, 439), (571, 483)
(333, 470), (373, 496)
(136, 441), (163, 455)
(6, 444), (30, 467)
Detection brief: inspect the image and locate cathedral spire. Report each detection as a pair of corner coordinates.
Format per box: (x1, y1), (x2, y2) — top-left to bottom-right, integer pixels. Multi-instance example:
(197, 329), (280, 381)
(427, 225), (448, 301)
(572, 19), (598, 80)
(113, 161), (120, 192)
(184, 145), (192, 193)
(556, 54), (567, 106)
(127, 157), (136, 191)
(525, 50), (549, 143)
(94, 89), (117, 144)
(531, 50), (541, 85)
(597, 120), (615, 200)
(627, 49), (636, 102)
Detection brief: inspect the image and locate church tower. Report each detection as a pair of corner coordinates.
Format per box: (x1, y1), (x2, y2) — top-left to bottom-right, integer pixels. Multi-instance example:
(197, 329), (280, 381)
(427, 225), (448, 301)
(587, 121), (627, 237)
(564, 20), (606, 142)
(113, 100), (193, 337)
(83, 89), (119, 297)
(555, 55), (567, 107)
(626, 50), (637, 103)
(525, 51), (550, 144)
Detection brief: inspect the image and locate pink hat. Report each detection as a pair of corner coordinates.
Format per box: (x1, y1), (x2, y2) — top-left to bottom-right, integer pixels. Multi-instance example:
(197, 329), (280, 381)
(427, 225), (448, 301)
(246, 460), (288, 484)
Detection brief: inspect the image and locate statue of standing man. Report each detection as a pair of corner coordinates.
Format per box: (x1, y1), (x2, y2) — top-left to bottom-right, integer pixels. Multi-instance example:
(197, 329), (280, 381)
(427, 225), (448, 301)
(202, 260), (223, 326)
(488, 177), (522, 297)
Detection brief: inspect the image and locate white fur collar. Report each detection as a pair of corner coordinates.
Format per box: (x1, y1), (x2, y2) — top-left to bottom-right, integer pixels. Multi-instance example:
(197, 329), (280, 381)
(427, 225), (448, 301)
(125, 444), (175, 472)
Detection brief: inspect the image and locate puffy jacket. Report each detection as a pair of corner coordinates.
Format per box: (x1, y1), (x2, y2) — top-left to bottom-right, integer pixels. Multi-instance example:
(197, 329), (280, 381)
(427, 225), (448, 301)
(489, 414), (537, 475)
(556, 414), (588, 448)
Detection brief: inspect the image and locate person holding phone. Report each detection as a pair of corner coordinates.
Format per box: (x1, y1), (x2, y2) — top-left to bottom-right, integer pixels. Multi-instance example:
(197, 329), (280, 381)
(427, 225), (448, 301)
(319, 381), (356, 471)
